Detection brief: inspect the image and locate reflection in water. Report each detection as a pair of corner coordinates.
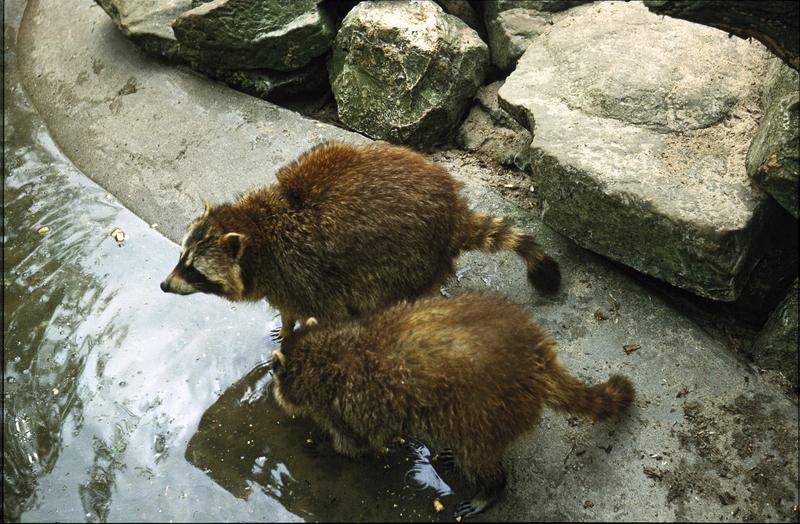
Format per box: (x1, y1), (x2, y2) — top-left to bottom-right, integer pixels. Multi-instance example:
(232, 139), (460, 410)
(4, 17), (128, 515)
(3, 3), (469, 522)
(79, 433), (127, 523)
(186, 363), (460, 522)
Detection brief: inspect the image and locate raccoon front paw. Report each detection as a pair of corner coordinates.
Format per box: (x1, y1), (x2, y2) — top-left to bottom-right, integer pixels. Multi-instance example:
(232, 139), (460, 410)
(432, 448), (457, 469)
(454, 496), (491, 519)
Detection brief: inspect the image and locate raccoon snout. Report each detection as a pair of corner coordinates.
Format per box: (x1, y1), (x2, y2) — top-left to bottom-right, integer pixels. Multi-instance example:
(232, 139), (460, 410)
(160, 280), (171, 293)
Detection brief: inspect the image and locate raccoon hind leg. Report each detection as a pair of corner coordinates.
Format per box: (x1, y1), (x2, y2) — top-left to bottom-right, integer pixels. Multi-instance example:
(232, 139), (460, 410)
(454, 464), (507, 518)
(330, 430), (372, 458)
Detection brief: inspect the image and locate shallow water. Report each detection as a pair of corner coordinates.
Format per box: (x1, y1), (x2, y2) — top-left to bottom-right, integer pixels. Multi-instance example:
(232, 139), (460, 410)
(3, 3), (460, 521)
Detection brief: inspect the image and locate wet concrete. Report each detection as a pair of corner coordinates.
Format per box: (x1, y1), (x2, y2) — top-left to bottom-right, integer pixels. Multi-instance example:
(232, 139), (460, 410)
(7, 0), (800, 522)
(4, 3), (453, 522)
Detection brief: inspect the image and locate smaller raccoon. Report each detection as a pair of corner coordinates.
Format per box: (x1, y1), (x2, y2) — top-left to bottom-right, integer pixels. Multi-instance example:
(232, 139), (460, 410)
(160, 142), (560, 338)
(270, 294), (635, 518)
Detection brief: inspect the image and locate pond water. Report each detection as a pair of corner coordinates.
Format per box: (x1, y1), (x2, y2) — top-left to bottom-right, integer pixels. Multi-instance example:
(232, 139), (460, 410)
(3, 3), (461, 521)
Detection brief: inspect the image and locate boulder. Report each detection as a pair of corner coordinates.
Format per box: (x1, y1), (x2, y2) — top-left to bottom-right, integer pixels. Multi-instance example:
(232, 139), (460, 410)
(751, 279), (799, 387)
(483, 0), (589, 72)
(171, 0), (335, 71)
(434, 0), (486, 39)
(457, 81), (532, 170)
(96, 0), (333, 101)
(95, 0), (193, 60)
(499, 1), (773, 301)
(746, 60), (800, 219)
(329, 0), (488, 147)
(644, 0), (799, 72)
(195, 57), (329, 103)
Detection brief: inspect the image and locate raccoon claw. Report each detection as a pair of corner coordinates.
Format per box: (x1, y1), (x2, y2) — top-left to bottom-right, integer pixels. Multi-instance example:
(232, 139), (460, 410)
(269, 327), (284, 342)
(454, 498), (488, 519)
(433, 448), (456, 469)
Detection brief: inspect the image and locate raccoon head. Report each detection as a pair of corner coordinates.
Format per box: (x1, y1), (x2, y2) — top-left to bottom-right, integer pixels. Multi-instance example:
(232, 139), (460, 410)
(160, 202), (248, 301)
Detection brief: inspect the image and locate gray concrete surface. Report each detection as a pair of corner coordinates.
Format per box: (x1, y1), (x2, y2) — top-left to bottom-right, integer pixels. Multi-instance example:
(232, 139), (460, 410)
(16, 0), (800, 521)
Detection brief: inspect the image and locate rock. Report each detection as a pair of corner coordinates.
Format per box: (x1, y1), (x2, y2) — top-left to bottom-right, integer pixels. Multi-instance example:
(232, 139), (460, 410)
(762, 57), (800, 108)
(457, 81), (531, 170)
(95, 0), (332, 102)
(483, 0), (589, 71)
(736, 203), (799, 323)
(484, 6), (550, 72)
(746, 60), (800, 218)
(329, 0), (488, 147)
(196, 57), (329, 103)
(171, 0), (335, 71)
(499, 1), (773, 301)
(644, 0), (799, 72)
(95, 0), (194, 60)
(434, 0), (486, 40)
(491, 0), (590, 12)
(751, 279), (799, 387)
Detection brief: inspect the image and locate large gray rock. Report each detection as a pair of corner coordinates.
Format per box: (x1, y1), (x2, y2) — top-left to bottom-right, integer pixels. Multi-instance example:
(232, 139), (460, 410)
(196, 58), (329, 103)
(95, 0), (193, 59)
(457, 81), (532, 170)
(751, 279), (799, 387)
(644, 0), (800, 72)
(329, 0), (488, 147)
(490, 0), (591, 10)
(95, 0), (332, 100)
(746, 60), (800, 219)
(499, 1), (773, 301)
(171, 0), (335, 71)
(434, 0), (486, 39)
(483, 0), (589, 71)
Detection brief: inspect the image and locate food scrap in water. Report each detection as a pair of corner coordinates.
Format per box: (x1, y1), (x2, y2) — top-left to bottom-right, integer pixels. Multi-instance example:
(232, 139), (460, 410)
(36, 226), (50, 235)
(111, 227), (127, 243)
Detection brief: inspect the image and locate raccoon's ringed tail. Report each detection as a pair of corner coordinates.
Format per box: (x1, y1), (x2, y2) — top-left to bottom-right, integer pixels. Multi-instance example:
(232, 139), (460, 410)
(546, 367), (635, 420)
(464, 213), (561, 294)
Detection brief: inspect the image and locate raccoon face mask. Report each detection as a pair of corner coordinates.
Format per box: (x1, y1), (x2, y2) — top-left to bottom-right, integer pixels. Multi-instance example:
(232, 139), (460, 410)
(161, 202), (247, 301)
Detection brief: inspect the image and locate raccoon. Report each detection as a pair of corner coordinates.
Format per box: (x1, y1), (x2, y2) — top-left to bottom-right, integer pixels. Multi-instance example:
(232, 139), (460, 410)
(270, 293), (635, 517)
(160, 142), (560, 337)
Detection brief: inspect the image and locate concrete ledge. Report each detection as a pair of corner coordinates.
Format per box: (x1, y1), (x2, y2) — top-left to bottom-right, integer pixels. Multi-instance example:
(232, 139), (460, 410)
(18, 0), (367, 244)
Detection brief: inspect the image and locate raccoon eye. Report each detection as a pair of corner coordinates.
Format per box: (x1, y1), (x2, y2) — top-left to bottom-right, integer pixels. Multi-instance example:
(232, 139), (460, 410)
(182, 264), (210, 286)
(182, 263), (226, 295)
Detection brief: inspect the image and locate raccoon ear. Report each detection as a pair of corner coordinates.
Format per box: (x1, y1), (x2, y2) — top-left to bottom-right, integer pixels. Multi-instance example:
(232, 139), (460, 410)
(304, 317), (318, 328)
(222, 232), (246, 260)
(201, 198), (212, 218)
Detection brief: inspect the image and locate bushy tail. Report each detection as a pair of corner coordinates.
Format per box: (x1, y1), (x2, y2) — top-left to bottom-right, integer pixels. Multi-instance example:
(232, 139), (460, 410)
(544, 365), (635, 420)
(463, 213), (561, 294)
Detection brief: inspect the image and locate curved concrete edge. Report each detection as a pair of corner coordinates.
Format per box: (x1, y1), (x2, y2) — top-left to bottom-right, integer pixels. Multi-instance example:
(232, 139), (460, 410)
(17, 0), (368, 244)
(15, 0), (800, 522)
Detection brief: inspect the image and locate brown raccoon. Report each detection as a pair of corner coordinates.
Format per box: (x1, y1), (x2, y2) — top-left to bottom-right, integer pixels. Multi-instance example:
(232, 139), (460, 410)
(160, 142), (560, 337)
(270, 293), (635, 517)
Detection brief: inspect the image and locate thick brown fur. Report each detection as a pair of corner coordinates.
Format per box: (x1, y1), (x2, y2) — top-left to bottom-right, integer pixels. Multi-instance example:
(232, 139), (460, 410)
(161, 142), (560, 334)
(270, 293), (634, 517)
